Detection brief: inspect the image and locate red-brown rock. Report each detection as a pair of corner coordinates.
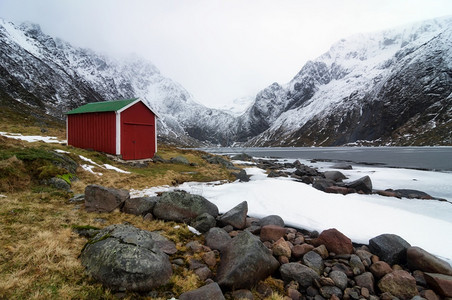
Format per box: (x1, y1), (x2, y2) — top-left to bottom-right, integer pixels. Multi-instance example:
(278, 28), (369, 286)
(313, 228), (354, 255)
(370, 261), (393, 279)
(273, 237), (291, 258)
(292, 244), (314, 259)
(424, 273), (452, 297)
(407, 246), (452, 275)
(325, 186), (351, 195)
(378, 270), (418, 299)
(420, 289), (440, 300)
(260, 225), (287, 242)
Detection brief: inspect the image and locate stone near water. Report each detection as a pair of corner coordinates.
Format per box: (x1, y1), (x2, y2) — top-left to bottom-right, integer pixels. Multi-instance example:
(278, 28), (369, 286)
(345, 175), (372, 194)
(323, 170), (347, 182)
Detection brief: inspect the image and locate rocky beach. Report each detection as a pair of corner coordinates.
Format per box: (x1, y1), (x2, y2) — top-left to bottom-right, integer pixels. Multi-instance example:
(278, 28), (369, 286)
(75, 156), (452, 299)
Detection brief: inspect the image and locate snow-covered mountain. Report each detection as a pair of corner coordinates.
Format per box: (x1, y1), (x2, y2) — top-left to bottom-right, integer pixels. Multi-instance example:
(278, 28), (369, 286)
(0, 19), (236, 146)
(1, 16), (451, 147)
(237, 17), (452, 146)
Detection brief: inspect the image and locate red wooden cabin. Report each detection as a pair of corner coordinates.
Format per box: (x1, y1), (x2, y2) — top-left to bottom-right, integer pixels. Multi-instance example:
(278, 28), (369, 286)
(66, 98), (157, 160)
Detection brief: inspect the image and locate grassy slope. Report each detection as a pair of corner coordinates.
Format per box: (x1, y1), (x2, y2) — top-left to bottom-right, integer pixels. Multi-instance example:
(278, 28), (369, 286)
(0, 106), (241, 299)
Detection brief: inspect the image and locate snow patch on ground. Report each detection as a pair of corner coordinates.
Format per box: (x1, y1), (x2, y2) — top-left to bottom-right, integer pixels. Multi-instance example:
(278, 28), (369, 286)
(103, 164), (131, 174)
(0, 132), (65, 144)
(132, 166), (452, 265)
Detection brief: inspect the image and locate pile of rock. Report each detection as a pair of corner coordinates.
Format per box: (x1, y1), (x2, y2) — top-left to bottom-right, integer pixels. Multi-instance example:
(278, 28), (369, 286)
(248, 158), (444, 201)
(77, 185), (452, 299)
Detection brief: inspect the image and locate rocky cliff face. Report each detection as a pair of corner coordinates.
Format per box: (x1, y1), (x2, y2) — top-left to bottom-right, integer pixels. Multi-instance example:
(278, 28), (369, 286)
(239, 17), (452, 146)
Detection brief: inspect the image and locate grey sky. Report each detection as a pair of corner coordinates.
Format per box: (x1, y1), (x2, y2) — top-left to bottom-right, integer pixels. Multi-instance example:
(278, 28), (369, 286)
(1, 0), (452, 108)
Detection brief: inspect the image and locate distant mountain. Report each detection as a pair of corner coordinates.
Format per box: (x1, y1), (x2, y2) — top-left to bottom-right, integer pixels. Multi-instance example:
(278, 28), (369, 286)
(0, 19), (235, 146)
(1, 17), (451, 147)
(236, 17), (452, 146)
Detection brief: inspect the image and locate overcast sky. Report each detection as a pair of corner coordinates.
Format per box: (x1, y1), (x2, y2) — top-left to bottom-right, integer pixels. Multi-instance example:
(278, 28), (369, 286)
(1, 0), (452, 108)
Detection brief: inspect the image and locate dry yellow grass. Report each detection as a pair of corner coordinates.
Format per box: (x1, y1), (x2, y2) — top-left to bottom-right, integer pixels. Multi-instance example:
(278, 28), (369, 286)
(0, 123), (241, 299)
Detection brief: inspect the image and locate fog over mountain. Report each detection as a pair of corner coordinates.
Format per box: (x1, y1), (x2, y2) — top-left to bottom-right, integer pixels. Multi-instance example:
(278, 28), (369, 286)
(1, 17), (451, 146)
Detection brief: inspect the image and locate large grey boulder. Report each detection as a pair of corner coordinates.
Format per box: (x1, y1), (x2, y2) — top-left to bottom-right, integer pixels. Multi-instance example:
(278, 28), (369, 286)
(153, 191), (219, 223)
(84, 184), (129, 213)
(369, 234), (411, 265)
(121, 196), (157, 216)
(345, 175), (373, 194)
(323, 170), (347, 182)
(80, 224), (172, 292)
(205, 227), (232, 252)
(280, 262), (320, 288)
(190, 213), (217, 233)
(217, 201), (248, 229)
(179, 282), (225, 300)
(216, 231), (279, 290)
(258, 215), (285, 227)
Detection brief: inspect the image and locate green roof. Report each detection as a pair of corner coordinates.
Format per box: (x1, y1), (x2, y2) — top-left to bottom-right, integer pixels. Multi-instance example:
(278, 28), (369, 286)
(66, 98), (138, 114)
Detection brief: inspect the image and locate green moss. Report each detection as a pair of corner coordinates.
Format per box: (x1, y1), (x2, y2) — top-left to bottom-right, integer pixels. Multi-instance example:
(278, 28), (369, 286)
(57, 173), (75, 184)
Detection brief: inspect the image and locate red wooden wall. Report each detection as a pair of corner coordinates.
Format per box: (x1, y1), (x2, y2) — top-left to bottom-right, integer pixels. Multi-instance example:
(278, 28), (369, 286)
(67, 112), (116, 154)
(120, 101), (156, 160)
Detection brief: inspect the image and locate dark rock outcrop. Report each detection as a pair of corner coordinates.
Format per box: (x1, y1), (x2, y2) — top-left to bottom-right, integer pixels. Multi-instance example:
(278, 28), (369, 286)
(84, 184), (129, 213)
(217, 201), (248, 229)
(153, 191), (219, 223)
(369, 234), (411, 265)
(121, 196), (157, 216)
(80, 224), (172, 292)
(344, 175), (372, 194)
(216, 231), (279, 290)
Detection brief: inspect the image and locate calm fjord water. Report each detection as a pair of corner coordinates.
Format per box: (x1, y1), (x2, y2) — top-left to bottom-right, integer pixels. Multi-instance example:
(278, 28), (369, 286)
(202, 147), (452, 172)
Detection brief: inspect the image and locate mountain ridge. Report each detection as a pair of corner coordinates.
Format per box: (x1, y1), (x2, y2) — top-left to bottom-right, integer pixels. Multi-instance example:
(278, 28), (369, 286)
(237, 16), (452, 146)
(1, 17), (451, 147)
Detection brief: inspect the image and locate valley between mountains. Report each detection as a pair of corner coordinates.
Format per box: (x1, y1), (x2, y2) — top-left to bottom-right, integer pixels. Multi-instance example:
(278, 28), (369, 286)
(1, 17), (451, 147)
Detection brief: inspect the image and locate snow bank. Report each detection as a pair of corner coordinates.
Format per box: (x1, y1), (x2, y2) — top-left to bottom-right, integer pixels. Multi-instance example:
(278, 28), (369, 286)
(0, 132), (65, 143)
(133, 166), (452, 264)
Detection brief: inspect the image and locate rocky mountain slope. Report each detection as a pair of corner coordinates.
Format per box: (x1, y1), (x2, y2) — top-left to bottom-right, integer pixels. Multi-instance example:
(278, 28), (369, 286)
(0, 19), (235, 146)
(238, 17), (452, 146)
(1, 17), (451, 147)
